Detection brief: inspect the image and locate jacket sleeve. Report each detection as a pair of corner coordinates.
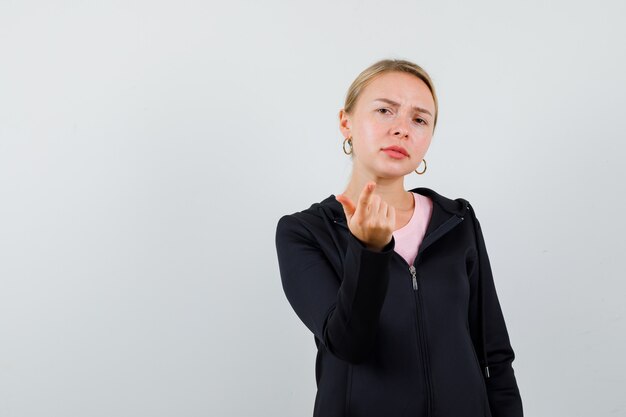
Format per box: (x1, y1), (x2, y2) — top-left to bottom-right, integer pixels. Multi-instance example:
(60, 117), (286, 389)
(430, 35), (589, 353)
(275, 214), (395, 364)
(466, 204), (524, 417)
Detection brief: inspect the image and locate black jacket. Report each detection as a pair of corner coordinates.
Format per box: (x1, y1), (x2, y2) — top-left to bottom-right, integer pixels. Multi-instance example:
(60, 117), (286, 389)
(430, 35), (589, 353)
(275, 187), (523, 417)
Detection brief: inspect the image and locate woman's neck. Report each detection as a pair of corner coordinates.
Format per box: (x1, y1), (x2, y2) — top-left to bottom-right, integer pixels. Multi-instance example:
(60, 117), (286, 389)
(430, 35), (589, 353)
(342, 175), (414, 212)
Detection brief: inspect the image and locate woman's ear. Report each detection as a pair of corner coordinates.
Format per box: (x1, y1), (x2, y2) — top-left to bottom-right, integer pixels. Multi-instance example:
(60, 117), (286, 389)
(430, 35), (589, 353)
(338, 108), (351, 138)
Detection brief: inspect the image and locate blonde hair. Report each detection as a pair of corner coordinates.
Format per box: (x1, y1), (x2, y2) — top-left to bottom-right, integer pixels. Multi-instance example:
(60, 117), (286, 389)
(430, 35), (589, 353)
(344, 58), (438, 132)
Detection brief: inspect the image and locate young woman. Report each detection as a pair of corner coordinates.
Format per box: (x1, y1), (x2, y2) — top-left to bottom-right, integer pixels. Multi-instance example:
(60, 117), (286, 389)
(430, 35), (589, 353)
(275, 59), (523, 417)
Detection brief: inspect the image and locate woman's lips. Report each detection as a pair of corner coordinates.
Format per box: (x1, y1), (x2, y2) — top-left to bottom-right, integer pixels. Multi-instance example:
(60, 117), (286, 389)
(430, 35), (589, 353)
(382, 149), (408, 159)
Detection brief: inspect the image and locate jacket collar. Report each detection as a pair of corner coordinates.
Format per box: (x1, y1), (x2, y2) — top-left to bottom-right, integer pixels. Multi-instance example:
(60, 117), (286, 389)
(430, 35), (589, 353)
(317, 186), (468, 220)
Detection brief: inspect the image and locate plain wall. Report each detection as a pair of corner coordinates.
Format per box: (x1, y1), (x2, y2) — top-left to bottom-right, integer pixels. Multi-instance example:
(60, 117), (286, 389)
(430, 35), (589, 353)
(1, 0), (625, 416)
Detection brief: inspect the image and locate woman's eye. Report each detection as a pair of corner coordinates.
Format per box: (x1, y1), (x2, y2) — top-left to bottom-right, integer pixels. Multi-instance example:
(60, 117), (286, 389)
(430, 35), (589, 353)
(414, 118), (427, 125)
(377, 108), (391, 114)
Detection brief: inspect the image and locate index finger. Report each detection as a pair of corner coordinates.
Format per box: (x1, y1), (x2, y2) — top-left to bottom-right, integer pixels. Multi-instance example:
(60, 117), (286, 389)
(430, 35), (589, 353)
(357, 181), (376, 210)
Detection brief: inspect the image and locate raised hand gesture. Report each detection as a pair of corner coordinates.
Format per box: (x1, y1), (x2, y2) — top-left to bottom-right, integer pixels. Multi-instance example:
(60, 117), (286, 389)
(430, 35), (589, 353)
(335, 182), (396, 252)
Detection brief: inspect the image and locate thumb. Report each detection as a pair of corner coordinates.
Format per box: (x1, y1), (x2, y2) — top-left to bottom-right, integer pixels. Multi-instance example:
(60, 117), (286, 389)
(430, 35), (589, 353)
(335, 194), (355, 221)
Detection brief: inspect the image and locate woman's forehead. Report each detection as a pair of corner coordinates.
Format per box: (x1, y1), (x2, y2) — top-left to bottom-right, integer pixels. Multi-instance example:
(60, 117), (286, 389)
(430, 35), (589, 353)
(359, 72), (434, 109)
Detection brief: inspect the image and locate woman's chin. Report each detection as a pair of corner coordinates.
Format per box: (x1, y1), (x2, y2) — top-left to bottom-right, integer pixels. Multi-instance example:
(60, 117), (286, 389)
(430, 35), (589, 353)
(373, 167), (412, 179)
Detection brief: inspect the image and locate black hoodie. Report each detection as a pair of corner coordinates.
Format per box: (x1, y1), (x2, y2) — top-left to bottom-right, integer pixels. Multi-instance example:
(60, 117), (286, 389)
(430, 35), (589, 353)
(275, 187), (523, 417)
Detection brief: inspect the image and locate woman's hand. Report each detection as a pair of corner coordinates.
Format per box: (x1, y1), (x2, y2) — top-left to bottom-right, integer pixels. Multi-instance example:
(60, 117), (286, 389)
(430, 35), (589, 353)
(335, 182), (396, 251)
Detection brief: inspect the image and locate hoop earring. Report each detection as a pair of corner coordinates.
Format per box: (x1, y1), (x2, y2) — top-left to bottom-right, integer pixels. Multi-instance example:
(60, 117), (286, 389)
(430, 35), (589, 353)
(342, 136), (353, 155)
(414, 158), (427, 175)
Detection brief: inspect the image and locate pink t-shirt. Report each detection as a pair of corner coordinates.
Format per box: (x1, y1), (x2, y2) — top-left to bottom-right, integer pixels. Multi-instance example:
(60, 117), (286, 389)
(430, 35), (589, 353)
(392, 192), (433, 266)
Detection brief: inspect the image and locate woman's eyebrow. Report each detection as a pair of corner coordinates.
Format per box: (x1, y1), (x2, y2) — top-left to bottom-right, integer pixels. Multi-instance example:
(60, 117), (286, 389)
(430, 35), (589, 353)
(373, 98), (432, 116)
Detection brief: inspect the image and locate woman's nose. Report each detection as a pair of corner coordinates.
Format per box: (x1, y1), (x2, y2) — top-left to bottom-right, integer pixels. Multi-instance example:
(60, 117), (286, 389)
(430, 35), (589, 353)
(393, 122), (409, 138)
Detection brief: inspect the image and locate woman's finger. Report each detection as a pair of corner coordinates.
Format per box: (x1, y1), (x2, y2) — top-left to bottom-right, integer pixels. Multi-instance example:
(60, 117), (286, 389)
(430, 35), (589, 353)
(381, 201), (389, 221)
(335, 194), (356, 220)
(369, 194), (381, 217)
(357, 182), (376, 213)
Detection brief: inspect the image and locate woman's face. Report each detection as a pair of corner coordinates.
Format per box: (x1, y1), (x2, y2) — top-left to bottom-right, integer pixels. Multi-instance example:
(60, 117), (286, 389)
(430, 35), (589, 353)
(339, 71), (436, 179)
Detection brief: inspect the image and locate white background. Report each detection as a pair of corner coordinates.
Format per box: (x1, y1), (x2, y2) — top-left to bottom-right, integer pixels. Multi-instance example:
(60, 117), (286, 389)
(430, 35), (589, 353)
(1, 0), (625, 416)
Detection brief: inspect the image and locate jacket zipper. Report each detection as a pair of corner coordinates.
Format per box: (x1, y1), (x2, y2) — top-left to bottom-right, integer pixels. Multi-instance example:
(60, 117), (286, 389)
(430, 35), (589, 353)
(410, 265), (418, 290)
(410, 265), (433, 417)
(400, 214), (465, 417)
(334, 213), (465, 417)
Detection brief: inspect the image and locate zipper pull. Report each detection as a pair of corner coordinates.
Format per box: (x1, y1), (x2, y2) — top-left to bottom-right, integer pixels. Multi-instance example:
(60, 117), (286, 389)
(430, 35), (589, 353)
(409, 265), (418, 290)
